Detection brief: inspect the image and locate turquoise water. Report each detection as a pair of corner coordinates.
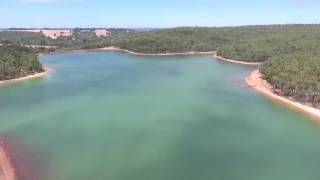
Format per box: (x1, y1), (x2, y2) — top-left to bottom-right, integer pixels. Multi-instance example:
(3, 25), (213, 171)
(1, 52), (320, 180)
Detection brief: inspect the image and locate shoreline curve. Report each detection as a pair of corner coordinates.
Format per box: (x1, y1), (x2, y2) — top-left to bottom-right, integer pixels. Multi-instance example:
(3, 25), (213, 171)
(211, 52), (320, 121)
(246, 70), (320, 121)
(213, 53), (262, 66)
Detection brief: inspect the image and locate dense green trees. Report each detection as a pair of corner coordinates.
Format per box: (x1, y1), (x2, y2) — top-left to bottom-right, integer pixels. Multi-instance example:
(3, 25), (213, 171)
(261, 53), (320, 107)
(0, 45), (44, 80)
(107, 27), (226, 53)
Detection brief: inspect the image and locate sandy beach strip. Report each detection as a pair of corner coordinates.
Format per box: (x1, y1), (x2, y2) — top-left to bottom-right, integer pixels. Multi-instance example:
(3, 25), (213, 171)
(0, 142), (16, 180)
(100, 47), (216, 56)
(213, 53), (262, 66)
(246, 70), (320, 121)
(0, 65), (49, 86)
(93, 46), (216, 56)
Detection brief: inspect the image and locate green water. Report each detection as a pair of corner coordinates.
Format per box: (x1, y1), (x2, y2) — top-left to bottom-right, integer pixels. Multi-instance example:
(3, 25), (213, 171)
(1, 52), (320, 180)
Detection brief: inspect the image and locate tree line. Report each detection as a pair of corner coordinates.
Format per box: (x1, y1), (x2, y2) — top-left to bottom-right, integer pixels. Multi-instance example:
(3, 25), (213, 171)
(0, 45), (44, 80)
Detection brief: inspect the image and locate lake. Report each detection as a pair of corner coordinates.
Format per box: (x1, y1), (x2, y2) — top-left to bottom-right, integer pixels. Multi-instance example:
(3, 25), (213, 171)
(0, 51), (320, 180)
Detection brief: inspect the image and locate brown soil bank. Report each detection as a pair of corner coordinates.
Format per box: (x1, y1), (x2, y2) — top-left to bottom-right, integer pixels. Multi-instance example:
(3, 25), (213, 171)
(0, 136), (47, 180)
(0, 140), (16, 180)
(246, 70), (320, 121)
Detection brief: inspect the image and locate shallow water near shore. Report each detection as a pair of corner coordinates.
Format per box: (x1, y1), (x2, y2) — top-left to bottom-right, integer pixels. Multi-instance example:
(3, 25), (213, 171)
(1, 51), (320, 180)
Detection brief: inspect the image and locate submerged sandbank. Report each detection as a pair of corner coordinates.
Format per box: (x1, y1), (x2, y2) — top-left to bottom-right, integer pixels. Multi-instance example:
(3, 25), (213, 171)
(246, 70), (320, 121)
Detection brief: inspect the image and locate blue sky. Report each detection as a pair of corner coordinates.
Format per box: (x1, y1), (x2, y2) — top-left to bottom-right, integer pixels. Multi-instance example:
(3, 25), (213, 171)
(1, 0), (320, 28)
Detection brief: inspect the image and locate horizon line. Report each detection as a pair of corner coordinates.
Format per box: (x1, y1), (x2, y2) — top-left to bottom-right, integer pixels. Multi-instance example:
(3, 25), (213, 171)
(1, 23), (320, 30)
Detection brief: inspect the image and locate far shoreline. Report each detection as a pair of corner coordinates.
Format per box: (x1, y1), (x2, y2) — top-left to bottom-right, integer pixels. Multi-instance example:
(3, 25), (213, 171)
(43, 46), (216, 56)
(97, 47), (216, 56)
(246, 70), (320, 121)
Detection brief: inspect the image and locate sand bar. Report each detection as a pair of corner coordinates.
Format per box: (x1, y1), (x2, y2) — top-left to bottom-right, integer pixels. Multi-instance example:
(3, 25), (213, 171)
(246, 70), (320, 121)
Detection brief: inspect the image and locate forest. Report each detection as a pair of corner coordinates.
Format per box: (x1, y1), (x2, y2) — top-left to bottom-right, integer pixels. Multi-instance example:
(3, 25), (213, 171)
(0, 25), (319, 107)
(0, 45), (44, 80)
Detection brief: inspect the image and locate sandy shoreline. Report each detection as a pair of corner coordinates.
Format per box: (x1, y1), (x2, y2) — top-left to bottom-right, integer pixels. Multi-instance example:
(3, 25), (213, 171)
(0, 66), (49, 86)
(0, 142), (16, 180)
(46, 46), (216, 56)
(246, 70), (320, 121)
(213, 53), (262, 66)
(100, 47), (216, 56)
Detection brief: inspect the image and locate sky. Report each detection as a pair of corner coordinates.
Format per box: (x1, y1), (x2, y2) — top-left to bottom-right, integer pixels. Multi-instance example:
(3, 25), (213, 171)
(1, 0), (320, 28)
